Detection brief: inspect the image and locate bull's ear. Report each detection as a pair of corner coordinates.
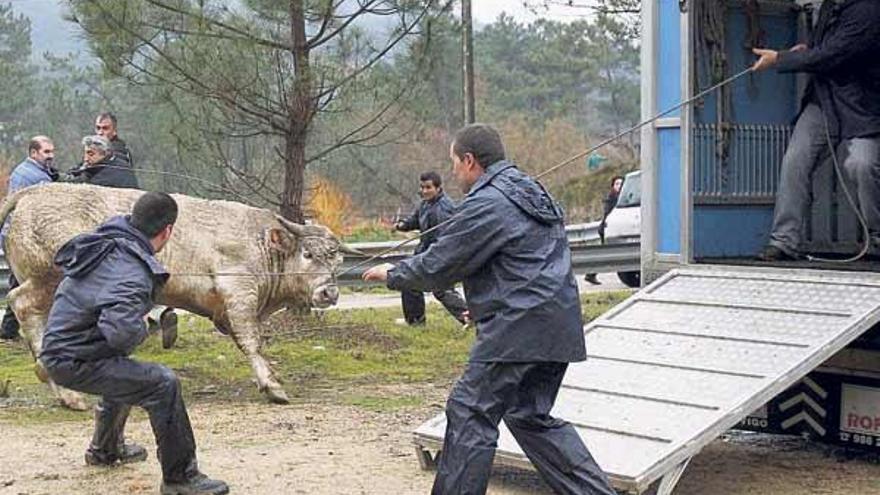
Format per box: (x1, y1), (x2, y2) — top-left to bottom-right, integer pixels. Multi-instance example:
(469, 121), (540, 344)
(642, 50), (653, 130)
(266, 228), (294, 252)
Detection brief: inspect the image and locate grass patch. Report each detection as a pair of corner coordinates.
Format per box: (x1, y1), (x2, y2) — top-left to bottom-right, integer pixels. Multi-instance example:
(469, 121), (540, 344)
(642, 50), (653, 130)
(0, 292), (629, 423)
(340, 285), (396, 296)
(581, 290), (631, 322)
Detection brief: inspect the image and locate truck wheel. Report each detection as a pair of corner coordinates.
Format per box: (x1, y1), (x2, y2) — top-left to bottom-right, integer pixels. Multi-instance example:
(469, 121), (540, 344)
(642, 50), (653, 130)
(617, 271), (641, 288)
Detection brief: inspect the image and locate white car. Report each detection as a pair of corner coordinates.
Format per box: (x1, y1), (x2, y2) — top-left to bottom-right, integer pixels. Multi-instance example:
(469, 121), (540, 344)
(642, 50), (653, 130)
(603, 170), (641, 288)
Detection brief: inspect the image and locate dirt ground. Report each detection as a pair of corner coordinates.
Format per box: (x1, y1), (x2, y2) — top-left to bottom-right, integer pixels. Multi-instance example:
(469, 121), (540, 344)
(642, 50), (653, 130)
(2, 383), (880, 495)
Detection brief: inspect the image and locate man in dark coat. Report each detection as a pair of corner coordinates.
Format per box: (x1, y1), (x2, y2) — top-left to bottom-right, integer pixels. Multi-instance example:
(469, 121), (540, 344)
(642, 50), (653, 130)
(95, 111), (133, 165)
(364, 124), (615, 495)
(393, 171), (467, 326)
(69, 135), (139, 189)
(752, 0), (880, 260)
(70, 134), (179, 347)
(39, 192), (228, 495)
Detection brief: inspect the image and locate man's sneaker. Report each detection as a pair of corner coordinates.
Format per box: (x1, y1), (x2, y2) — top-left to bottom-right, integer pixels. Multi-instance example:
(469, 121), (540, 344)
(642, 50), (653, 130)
(160, 472), (230, 495)
(85, 442), (148, 466)
(756, 245), (799, 262)
(584, 273), (601, 285)
(160, 309), (179, 349)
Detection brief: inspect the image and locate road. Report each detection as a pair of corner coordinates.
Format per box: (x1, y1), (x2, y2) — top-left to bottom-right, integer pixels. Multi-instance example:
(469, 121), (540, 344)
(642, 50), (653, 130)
(333, 272), (628, 311)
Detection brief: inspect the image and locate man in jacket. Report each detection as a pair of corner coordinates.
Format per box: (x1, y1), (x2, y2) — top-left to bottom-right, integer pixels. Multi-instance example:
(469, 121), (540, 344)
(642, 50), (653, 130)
(1, 136), (59, 340)
(752, 0), (880, 260)
(39, 192), (228, 495)
(393, 171), (467, 326)
(69, 135), (139, 189)
(364, 124), (615, 495)
(94, 112), (133, 164)
(72, 135), (179, 347)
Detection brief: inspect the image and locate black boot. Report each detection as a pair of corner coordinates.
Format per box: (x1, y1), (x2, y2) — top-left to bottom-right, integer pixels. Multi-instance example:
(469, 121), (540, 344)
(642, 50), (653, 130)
(160, 308), (179, 350)
(85, 403), (148, 466)
(161, 461), (229, 495)
(0, 308), (20, 340)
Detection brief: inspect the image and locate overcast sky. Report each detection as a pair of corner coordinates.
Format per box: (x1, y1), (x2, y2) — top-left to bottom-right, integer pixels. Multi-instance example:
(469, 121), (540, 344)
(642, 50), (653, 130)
(7, 0), (589, 62)
(472, 1), (590, 24)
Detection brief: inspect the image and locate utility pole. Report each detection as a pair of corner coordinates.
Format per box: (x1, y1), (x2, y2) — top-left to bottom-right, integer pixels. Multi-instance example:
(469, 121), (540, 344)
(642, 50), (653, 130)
(462, 0), (475, 124)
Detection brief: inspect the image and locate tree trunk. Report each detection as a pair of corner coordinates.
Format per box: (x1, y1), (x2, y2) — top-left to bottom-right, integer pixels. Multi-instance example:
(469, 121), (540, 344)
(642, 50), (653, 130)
(282, 131), (307, 222)
(281, 0), (314, 223)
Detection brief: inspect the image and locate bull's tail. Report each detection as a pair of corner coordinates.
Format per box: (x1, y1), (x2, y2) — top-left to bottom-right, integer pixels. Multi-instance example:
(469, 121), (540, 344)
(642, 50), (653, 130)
(0, 188), (27, 226)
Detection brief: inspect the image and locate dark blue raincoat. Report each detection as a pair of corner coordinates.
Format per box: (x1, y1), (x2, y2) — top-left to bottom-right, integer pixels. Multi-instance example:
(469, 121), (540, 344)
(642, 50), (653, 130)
(388, 160), (614, 495)
(41, 215), (167, 361)
(388, 160), (587, 363)
(397, 191), (458, 254)
(40, 216), (200, 484)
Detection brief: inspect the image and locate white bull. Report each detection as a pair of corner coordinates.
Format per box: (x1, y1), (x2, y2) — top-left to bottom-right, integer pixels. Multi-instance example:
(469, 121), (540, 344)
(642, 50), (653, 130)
(1, 183), (351, 409)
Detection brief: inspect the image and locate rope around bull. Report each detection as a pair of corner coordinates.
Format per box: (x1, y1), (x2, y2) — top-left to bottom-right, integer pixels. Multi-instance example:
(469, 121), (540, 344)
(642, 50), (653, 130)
(91, 67), (754, 279)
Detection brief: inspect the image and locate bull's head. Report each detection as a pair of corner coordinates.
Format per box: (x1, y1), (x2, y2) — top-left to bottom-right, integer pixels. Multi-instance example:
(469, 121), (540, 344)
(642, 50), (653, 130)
(270, 215), (357, 309)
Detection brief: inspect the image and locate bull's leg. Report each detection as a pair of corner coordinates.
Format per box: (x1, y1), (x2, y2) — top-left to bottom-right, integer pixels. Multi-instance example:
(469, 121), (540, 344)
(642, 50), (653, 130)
(11, 278), (89, 411)
(224, 310), (290, 405)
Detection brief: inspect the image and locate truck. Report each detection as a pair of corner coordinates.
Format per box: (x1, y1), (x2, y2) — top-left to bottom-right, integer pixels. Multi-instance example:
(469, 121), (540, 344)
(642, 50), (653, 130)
(603, 169), (642, 287)
(414, 1), (880, 493)
(640, 0), (880, 456)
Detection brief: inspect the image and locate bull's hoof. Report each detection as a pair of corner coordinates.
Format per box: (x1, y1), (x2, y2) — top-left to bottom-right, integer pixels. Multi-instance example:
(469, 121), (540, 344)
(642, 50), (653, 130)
(59, 391), (89, 411)
(265, 386), (290, 405)
(34, 362), (50, 383)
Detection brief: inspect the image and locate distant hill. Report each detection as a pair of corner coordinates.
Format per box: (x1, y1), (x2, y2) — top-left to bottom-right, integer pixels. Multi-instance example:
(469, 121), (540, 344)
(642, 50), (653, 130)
(10, 0), (94, 65)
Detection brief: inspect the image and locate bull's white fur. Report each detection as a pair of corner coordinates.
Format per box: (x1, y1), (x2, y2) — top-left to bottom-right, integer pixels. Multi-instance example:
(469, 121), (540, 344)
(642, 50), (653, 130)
(1, 183), (342, 408)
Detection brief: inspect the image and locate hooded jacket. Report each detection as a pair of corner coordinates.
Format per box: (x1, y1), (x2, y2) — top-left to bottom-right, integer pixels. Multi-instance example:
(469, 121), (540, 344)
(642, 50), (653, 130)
(40, 216), (168, 362)
(387, 160), (586, 363)
(396, 191), (457, 254)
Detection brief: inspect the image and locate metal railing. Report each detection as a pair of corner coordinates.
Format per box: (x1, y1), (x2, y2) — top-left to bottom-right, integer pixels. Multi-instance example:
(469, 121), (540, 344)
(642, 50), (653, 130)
(338, 241), (640, 285)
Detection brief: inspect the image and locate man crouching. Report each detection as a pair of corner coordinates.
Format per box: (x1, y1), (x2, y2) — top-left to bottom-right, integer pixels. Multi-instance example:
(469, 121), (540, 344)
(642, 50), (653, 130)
(39, 192), (229, 495)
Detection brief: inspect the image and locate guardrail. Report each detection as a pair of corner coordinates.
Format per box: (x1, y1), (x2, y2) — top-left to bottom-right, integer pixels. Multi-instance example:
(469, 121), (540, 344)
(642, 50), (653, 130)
(0, 222), (634, 296)
(338, 241), (640, 285)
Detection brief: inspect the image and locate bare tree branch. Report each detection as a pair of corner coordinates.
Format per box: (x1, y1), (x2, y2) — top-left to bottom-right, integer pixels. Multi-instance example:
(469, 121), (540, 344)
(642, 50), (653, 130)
(307, 0), (380, 49)
(316, 2), (432, 100)
(142, 0), (291, 50)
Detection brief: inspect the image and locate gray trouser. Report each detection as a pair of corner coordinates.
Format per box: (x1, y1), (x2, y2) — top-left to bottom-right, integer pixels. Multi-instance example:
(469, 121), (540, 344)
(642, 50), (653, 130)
(769, 103), (880, 254)
(432, 361), (616, 495)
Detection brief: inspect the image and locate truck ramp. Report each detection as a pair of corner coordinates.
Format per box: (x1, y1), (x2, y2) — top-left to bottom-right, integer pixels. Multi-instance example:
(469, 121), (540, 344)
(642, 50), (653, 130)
(413, 265), (880, 494)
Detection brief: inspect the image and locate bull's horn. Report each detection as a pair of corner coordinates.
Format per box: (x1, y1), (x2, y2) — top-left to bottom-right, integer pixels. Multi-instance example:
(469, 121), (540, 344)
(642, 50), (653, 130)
(339, 243), (366, 256)
(275, 214), (306, 236)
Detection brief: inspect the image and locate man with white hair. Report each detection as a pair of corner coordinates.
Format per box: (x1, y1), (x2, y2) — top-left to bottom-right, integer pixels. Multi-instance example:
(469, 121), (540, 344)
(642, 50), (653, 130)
(70, 135), (139, 189)
(70, 135), (179, 347)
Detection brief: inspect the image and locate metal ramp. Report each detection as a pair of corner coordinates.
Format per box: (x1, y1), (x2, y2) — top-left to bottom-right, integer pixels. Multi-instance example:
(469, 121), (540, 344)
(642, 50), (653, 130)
(413, 265), (880, 494)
